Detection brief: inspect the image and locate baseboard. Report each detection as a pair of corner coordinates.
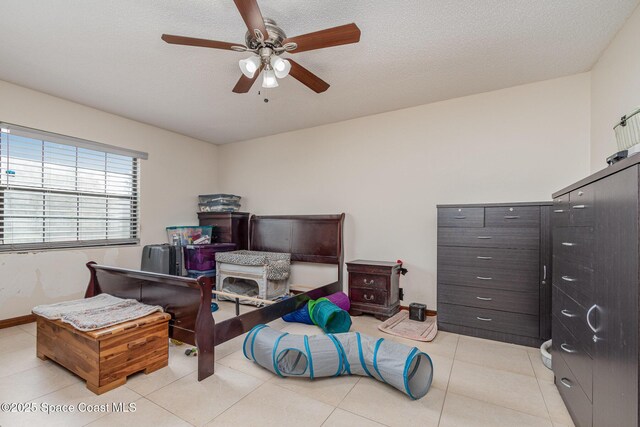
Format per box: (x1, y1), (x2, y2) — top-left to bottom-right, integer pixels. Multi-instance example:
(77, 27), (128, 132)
(0, 314), (36, 329)
(399, 305), (437, 317)
(439, 322), (542, 348)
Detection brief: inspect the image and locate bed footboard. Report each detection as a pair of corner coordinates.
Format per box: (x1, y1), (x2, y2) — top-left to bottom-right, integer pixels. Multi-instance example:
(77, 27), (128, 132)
(84, 262), (341, 381)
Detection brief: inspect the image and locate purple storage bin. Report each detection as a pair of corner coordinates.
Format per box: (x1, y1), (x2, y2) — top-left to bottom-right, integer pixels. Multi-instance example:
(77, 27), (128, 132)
(183, 243), (236, 271)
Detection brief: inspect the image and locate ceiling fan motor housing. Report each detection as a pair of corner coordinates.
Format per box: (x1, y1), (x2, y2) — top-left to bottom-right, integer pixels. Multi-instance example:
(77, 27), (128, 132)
(245, 18), (287, 51)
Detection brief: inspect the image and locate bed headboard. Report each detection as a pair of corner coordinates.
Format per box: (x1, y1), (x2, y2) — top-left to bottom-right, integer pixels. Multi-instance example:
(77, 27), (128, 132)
(249, 213), (345, 284)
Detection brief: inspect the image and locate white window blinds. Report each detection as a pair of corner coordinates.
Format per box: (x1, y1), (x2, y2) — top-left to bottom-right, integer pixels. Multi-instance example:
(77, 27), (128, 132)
(0, 123), (147, 252)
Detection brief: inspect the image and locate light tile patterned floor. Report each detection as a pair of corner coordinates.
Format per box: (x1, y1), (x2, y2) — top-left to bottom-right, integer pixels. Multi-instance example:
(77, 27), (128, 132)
(0, 306), (574, 427)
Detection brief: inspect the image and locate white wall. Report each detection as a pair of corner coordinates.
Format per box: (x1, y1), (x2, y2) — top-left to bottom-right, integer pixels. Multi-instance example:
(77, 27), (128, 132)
(217, 74), (592, 309)
(591, 5), (640, 171)
(0, 80), (219, 319)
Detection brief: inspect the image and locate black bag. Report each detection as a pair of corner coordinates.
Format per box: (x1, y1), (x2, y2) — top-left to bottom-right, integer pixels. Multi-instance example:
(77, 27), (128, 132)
(141, 244), (182, 275)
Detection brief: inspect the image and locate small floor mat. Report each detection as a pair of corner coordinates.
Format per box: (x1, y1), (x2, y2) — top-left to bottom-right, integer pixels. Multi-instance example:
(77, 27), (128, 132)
(377, 311), (438, 342)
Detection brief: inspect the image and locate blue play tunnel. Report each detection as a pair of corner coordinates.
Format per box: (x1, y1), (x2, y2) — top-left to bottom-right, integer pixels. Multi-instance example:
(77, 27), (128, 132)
(243, 325), (433, 399)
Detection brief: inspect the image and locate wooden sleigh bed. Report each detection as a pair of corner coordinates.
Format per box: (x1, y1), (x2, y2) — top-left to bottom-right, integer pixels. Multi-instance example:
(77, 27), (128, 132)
(84, 214), (345, 381)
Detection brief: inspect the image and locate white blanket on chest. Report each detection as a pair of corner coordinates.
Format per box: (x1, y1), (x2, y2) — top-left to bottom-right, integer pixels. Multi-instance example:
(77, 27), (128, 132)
(32, 293), (163, 331)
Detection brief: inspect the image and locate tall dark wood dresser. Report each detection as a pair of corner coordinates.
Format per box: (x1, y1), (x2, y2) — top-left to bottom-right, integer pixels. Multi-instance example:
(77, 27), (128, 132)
(552, 156), (640, 427)
(437, 202), (552, 347)
(198, 212), (250, 250)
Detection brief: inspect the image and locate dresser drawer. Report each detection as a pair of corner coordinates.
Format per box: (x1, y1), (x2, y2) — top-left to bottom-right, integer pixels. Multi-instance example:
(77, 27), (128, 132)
(438, 264), (538, 291)
(485, 206), (540, 228)
(553, 285), (594, 357)
(438, 303), (539, 337)
(553, 256), (594, 308)
(349, 287), (387, 306)
(438, 284), (538, 315)
(570, 185), (595, 226)
(553, 194), (570, 227)
(438, 246), (538, 272)
(349, 272), (389, 290)
(553, 350), (593, 427)
(437, 227), (539, 250)
(553, 227), (595, 268)
(438, 207), (484, 228)
(553, 315), (593, 401)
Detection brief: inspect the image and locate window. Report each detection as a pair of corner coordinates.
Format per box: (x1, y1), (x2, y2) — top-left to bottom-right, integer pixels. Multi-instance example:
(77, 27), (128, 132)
(0, 123), (148, 252)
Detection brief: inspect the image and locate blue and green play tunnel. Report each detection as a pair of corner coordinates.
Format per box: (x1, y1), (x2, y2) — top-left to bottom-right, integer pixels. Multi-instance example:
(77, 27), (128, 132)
(243, 325), (434, 399)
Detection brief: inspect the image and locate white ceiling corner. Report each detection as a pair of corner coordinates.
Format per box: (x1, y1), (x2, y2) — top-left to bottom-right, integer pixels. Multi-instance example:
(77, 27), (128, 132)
(0, 0), (638, 144)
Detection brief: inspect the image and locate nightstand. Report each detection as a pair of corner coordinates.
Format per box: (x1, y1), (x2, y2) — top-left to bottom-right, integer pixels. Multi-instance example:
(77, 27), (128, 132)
(346, 260), (402, 320)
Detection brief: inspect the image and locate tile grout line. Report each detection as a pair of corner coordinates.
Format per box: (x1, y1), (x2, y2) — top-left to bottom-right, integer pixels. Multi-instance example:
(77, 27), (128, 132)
(198, 374), (268, 425)
(331, 377), (393, 426)
(436, 333), (460, 427)
(319, 407), (338, 427)
(441, 344), (554, 424)
(527, 350), (554, 422)
(338, 406), (392, 427)
(437, 336), (557, 424)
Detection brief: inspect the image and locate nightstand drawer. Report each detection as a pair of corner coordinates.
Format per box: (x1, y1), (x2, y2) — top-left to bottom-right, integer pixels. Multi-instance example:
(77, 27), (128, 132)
(438, 207), (484, 227)
(349, 273), (388, 289)
(350, 287), (387, 306)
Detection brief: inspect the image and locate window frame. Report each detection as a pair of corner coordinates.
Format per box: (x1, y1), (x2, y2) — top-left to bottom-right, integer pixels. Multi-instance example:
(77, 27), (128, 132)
(0, 122), (147, 253)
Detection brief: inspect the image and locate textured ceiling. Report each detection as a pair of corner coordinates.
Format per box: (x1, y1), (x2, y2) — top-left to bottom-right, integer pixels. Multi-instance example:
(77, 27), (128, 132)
(0, 0), (638, 144)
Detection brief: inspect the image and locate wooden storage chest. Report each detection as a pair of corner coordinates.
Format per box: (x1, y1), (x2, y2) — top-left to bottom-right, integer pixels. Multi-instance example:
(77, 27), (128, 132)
(36, 311), (170, 394)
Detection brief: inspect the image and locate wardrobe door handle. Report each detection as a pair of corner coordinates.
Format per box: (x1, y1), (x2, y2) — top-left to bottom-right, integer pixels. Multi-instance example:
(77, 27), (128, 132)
(561, 309), (576, 318)
(476, 296), (492, 301)
(561, 276), (577, 282)
(476, 256), (493, 260)
(476, 317), (492, 321)
(587, 304), (598, 333)
(560, 343), (576, 353)
(543, 265), (547, 281)
(454, 215), (466, 219)
(504, 215), (520, 219)
(572, 204), (586, 209)
(554, 209), (565, 213)
(560, 378), (573, 388)
(562, 242), (576, 247)
(476, 276), (493, 280)
(476, 236), (492, 240)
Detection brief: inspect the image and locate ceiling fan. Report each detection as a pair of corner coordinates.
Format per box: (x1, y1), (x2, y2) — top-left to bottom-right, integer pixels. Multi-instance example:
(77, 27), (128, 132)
(161, 0), (361, 94)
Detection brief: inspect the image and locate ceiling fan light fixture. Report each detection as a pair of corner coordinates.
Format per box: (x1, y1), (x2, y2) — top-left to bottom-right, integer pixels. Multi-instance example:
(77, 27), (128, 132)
(271, 57), (291, 79)
(239, 56), (261, 78)
(262, 69), (279, 88)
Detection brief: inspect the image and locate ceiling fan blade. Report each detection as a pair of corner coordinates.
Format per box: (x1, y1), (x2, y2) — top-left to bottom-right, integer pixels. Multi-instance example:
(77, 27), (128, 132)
(232, 67), (262, 93)
(161, 34), (242, 50)
(288, 60), (330, 93)
(233, 0), (268, 40)
(284, 23), (361, 54)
